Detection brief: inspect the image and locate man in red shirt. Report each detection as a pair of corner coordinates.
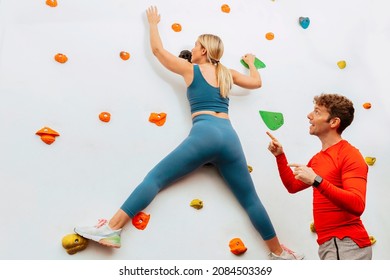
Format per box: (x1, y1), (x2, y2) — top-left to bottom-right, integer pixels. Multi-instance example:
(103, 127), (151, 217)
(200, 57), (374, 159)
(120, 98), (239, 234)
(267, 93), (372, 260)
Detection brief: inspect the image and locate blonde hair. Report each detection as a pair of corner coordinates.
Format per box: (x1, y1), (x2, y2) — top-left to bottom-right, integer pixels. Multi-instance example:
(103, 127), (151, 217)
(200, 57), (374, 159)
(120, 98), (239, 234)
(197, 34), (233, 98)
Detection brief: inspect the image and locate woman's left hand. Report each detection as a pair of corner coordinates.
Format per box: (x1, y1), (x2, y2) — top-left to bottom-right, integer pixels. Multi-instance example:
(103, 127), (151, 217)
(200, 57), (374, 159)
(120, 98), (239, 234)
(146, 6), (160, 25)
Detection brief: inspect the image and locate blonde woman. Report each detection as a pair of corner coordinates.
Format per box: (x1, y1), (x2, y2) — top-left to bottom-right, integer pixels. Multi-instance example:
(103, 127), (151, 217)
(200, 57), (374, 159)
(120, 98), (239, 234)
(75, 6), (303, 260)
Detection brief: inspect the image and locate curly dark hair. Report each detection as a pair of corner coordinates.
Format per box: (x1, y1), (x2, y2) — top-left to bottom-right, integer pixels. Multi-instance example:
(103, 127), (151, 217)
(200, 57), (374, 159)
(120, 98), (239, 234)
(178, 50), (192, 63)
(313, 93), (355, 134)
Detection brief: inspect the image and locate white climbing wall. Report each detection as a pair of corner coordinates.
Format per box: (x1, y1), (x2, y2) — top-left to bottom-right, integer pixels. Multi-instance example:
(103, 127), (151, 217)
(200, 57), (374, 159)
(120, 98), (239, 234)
(0, 0), (389, 261)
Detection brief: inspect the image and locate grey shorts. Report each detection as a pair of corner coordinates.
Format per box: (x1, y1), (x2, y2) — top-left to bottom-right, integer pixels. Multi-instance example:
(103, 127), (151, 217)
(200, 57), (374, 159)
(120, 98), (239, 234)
(318, 237), (372, 260)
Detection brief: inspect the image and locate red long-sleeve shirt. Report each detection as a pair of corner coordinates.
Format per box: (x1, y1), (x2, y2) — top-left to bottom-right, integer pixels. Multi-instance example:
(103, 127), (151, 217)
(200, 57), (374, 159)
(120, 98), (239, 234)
(276, 140), (371, 247)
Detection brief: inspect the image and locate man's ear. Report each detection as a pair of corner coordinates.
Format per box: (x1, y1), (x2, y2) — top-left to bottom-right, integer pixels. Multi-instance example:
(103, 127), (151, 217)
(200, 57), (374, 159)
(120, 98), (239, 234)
(330, 117), (341, 129)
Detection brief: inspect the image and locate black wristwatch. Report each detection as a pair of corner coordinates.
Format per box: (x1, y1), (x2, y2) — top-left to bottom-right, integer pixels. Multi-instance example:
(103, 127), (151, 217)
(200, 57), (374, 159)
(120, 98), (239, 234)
(312, 175), (323, 187)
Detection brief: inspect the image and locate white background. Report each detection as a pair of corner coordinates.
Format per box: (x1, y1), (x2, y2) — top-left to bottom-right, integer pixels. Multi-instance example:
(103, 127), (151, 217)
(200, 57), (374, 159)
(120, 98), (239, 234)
(0, 0), (389, 260)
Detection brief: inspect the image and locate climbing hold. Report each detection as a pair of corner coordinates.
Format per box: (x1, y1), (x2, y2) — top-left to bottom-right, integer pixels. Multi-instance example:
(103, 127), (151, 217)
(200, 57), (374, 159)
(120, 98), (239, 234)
(265, 32), (274, 40)
(62, 233), (88, 255)
(369, 235), (376, 245)
(132, 212), (150, 230)
(99, 112), (111, 122)
(337, 60), (347, 69)
(259, 111), (284, 131)
(229, 238), (247, 255)
(171, 23), (182, 32)
(310, 222), (316, 233)
(247, 165), (253, 173)
(149, 112), (167, 126)
(363, 102), (372, 109)
(221, 4), (231, 13)
(54, 53), (68, 64)
(299, 17), (310, 29)
(36, 127), (60, 145)
(120, 51), (130, 61)
(365, 157), (376, 166)
(190, 199), (203, 210)
(240, 57), (266, 69)
(46, 0), (58, 7)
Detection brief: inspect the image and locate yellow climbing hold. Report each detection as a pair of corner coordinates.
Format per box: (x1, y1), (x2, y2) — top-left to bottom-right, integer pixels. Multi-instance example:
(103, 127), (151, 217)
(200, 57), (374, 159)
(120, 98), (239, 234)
(337, 60), (347, 69)
(310, 222), (316, 233)
(365, 157), (376, 166)
(369, 235), (376, 245)
(190, 199), (203, 209)
(247, 165), (253, 173)
(62, 233), (88, 255)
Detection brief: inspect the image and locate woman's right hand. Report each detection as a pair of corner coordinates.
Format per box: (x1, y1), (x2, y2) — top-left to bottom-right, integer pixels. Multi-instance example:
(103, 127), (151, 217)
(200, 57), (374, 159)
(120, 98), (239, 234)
(242, 53), (256, 66)
(146, 6), (161, 26)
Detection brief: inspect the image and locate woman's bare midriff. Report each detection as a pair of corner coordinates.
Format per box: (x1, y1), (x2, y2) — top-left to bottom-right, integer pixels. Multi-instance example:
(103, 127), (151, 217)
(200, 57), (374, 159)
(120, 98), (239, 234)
(191, 110), (229, 119)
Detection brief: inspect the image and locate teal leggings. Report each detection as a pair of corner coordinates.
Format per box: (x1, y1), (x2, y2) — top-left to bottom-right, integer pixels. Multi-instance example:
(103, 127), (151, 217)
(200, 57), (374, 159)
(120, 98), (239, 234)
(121, 114), (276, 240)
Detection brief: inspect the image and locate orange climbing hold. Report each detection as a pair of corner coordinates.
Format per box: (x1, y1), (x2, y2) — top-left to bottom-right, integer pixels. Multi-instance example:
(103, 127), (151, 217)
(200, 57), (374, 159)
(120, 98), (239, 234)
(120, 51), (130, 61)
(132, 212), (150, 230)
(172, 23), (182, 32)
(36, 127), (60, 145)
(46, 0), (58, 7)
(221, 4), (231, 13)
(265, 32), (274, 40)
(149, 112), (167, 126)
(99, 112), (111, 122)
(363, 102), (371, 109)
(229, 238), (247, 255)
(54, 53), (68, 64)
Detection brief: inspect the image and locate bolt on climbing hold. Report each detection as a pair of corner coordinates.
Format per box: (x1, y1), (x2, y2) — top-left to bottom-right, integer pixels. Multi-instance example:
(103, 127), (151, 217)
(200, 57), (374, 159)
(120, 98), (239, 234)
(265, 32), (274, 40)
(221, 4), (231, 13)
(259, 111), (284, 131)
(36, 127), (60, 145)
(171, 23), (182, 32)
(120, 51), (130, 60)
(337, 60), (347, 69)
(229, 238), (247, 255)
(62, 233), (88, 255)
(132, 212), (150, 230)
(365, 157), (376, 166)
(149, 112), (167, 126)
(190, 199), (203, 210)
(299, 17), (310, 29)
(363, 102), (371, 109)
(54, 53), (68, 64)
(99, 112), (111, 122)
(46, 0), (58, 7)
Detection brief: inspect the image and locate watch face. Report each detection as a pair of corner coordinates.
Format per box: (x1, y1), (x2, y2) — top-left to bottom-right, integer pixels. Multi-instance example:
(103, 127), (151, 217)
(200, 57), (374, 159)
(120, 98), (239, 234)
(313, 175), (323, 187)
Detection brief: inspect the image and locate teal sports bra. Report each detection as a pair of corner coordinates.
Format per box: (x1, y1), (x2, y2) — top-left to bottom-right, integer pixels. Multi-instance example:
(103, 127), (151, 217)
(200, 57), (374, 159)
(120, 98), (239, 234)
(187, 65), (229, 114)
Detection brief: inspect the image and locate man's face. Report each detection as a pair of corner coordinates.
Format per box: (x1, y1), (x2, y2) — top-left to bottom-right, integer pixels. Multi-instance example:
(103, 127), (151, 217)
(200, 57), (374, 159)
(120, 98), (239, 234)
(307, 104), (332, 136)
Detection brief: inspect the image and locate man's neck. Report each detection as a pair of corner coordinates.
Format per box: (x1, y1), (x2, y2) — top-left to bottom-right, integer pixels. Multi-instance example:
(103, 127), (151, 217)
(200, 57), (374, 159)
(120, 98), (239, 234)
(319, 133), (343, 151)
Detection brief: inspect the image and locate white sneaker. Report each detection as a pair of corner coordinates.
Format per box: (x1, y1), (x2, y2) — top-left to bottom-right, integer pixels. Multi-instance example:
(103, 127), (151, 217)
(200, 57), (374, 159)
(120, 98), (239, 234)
(269, 244), (304, 260)
(74, 219), (122, 248)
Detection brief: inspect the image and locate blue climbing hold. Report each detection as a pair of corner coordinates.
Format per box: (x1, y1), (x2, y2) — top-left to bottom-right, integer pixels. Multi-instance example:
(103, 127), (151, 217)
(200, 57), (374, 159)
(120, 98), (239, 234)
(299, 17), (310, 29)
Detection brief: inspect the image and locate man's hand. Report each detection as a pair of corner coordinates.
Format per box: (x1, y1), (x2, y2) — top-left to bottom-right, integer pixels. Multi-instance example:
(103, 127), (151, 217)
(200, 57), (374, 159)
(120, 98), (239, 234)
(266, 131), (284, 156)
(288, 163), (317, 185)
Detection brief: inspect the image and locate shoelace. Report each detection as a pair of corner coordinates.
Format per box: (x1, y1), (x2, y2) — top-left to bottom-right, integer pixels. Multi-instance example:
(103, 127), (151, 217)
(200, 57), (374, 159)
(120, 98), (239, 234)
(280, 244), (298, 259)
(95, 218), (108, 228)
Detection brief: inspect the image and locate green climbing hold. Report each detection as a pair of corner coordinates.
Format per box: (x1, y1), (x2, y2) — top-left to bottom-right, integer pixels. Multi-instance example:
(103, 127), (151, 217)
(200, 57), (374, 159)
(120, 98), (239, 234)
(259, 110), (284, 131)
(240, 57), (266, 69)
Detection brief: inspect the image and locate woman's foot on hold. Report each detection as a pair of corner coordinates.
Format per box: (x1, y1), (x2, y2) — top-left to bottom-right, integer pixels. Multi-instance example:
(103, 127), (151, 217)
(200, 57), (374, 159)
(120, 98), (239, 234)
(74, 219), (122, 248)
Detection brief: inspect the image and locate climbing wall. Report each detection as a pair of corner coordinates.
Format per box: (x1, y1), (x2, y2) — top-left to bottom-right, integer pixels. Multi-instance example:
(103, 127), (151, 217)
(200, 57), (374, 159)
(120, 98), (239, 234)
(0, 0), (389, 260)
